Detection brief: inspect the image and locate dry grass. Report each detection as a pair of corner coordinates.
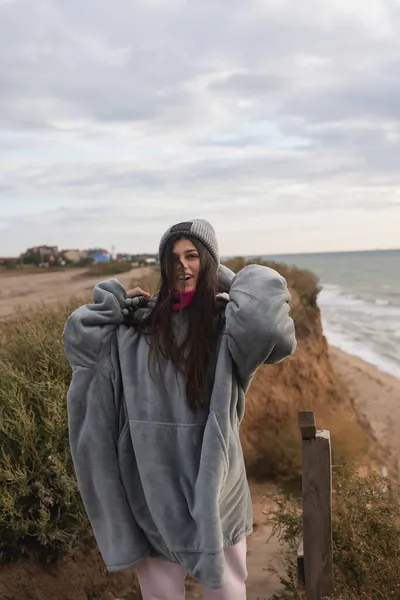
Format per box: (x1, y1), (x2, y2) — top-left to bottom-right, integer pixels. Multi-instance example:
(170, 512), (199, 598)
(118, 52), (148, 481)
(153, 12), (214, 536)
(267, 466), (400, 600)
(0, 266), (77, 277)
(128, 270), (160, 294)
(81, 261), (133, 277)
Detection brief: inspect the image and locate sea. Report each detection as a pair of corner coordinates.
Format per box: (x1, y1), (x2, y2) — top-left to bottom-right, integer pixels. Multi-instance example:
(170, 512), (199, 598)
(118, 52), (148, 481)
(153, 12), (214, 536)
(254, 250), (400, 381)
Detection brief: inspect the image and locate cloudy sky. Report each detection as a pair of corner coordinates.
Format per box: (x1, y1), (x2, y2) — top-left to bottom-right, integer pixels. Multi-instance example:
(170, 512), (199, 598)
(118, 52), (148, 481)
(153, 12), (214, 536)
(1, 0), (400, 257)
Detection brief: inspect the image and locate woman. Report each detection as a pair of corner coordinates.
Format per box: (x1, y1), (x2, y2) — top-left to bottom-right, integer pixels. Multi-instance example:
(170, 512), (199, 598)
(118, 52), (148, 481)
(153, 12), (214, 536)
(63, 219), (296, 599)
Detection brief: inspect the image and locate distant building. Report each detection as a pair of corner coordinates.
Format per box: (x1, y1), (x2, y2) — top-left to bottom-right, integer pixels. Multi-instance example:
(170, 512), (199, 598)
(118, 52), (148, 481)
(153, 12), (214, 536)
(22, 245), (59, 266)
(92, 252), (109, 263)
(0, 257), (19, 266)
(115, 253), (157, 266)
(116, 253), (134, 262)
(91, 249), (110, 263)
(61, 249), (82, 264)
(27, 245), (58, 255)
(81, 248), (110, 263)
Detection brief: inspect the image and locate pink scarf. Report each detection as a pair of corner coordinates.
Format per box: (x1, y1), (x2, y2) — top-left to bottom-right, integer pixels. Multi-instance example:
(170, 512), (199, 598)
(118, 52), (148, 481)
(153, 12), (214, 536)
(171, 290), (196, 311)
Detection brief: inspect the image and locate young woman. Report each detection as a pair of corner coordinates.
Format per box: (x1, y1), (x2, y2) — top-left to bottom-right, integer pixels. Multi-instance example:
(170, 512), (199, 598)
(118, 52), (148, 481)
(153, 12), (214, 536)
(64, 219), (296, 599)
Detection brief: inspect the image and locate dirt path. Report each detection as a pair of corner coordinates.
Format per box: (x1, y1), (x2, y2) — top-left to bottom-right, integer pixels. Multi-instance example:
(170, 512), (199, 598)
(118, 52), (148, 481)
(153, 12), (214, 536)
(187, 482), (285, 600)
(0, 267), (153, 321)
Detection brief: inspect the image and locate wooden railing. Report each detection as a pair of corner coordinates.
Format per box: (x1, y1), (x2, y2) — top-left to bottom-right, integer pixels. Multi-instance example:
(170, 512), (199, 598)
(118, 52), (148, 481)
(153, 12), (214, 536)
(297, 411), (334, 600)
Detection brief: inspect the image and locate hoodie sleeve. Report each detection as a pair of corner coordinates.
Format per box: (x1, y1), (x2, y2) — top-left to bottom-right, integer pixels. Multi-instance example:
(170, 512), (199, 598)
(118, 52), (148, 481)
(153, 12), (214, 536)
(63, 278), (126, 367)
(224, 264), (297, 386)
(63, 279), (151, 571)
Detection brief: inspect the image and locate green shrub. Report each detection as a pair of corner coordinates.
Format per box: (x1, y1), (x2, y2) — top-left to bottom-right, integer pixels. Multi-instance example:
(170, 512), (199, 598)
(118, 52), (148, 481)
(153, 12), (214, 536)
(0, 298), (91, 564)
(0, 262), (18, 271)
(0, 266), (155, 565)
(267, 466), (400, 600)
(0, 268), (156, 566)
(73, 257), (94, 268)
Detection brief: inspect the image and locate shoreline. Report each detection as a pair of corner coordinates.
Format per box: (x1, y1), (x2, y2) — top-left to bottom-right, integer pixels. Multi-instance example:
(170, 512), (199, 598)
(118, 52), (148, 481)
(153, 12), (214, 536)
(329, 343), (400, 384)
(322, 323), (400, 382)
(329, 345), (400, 463)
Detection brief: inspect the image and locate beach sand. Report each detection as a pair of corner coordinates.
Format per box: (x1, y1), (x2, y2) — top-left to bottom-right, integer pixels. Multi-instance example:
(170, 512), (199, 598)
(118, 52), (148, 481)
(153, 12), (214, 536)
(330, 346), (400, 466)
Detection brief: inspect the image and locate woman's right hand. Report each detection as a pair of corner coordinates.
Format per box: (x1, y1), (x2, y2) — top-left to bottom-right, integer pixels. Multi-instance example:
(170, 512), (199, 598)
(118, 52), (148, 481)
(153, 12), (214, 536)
(122, 287), (151, 317)
(126, 287), (151, 298)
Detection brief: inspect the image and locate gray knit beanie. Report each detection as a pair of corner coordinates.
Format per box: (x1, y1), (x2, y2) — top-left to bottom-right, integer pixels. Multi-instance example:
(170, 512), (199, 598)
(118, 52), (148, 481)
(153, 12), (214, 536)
(158, 219), (220, 265)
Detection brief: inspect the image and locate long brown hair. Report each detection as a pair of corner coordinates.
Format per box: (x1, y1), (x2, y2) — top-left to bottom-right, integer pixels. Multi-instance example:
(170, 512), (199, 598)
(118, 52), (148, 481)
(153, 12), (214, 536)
(133, 236), (220, 411)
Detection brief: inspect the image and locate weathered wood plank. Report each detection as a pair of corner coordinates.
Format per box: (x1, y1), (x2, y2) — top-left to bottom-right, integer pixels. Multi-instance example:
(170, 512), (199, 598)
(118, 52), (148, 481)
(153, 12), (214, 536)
(301, 425), (334, 600)
(298, 410), (317, 440)
(297, 540), (305, 586)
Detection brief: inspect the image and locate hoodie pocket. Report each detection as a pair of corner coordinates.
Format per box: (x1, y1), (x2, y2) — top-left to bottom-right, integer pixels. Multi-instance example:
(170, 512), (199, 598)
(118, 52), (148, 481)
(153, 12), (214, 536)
(128, 414), (228, 553)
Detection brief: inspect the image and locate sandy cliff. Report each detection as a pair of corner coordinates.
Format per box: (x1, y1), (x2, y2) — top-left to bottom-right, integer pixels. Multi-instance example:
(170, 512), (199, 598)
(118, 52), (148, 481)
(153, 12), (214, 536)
(236, 260), (375, 481)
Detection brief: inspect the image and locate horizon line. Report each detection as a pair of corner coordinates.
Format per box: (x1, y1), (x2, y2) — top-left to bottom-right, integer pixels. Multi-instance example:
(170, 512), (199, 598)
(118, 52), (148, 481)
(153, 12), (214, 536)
(2, 246), (400, 259)
(221, 247), (400, 259)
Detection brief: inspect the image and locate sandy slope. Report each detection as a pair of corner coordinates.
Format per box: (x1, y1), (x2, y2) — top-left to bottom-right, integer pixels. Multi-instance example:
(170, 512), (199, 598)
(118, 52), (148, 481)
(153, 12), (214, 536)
(330, 346), (400, 470)
(0, 267), (153, 321)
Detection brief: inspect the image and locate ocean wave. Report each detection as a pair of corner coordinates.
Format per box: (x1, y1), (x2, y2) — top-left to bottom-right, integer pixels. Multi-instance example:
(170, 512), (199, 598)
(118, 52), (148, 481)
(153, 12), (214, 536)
(323, 324), (400, 380)
(319, 289), (365, 308)
(318, 285), (400, 381)
(319, 288), (400, 317)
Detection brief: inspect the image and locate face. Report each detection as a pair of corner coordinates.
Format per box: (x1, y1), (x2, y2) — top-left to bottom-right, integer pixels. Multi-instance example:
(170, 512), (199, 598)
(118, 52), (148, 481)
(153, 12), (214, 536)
(172, 238), (200, 292)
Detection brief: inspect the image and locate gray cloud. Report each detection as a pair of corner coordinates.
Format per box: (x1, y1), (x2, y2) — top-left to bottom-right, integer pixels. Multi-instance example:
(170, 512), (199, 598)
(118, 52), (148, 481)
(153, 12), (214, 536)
(281, 75), (400, 124)
(210, 72), (286, 94)
(1, 0), (400, 254)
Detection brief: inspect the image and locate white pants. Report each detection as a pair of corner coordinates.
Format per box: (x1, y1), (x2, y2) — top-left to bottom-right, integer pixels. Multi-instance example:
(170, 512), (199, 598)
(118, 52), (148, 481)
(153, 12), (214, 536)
(136, 539), (247, 599)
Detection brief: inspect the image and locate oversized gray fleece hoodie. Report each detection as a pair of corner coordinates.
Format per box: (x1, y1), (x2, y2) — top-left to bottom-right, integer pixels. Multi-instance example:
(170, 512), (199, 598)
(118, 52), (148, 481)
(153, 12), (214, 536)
(63, 264), (296, 589)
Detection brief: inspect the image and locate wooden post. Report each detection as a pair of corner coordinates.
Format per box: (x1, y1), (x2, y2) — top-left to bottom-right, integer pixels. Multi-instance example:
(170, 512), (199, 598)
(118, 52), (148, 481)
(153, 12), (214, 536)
(298, 411), (334, 600)
(297, 540), (305, 586)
